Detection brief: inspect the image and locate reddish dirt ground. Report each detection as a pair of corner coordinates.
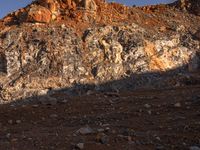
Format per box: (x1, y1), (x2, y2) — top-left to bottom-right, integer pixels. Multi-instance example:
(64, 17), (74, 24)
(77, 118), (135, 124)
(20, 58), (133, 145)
(0, 86), (200, 150)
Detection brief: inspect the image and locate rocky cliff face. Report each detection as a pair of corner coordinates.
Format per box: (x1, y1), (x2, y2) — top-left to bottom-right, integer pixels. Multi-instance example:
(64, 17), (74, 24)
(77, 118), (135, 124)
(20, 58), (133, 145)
(0, 0), (200, 103)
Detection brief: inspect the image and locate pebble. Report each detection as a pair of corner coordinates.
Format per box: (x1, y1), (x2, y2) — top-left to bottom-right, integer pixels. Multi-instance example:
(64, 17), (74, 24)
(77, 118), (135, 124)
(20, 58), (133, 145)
(32, 105), (39, 108)
(97, 128), (105, 132)
(105, 127), (110, 131)
(38, 89), (49, 96)
(6, 133), (11, 138)
(96, 133), (109, 144)
(101, 124), (110, 127)
(155, 136), (161, 141)
(75, 143), (84, 150)
(61, 24), (66, 29)
(86, 90), (93, 95)
(159, 26), (167, 32)
(16, 120), (21, 124)
(174, 102), (181, 108)
(144, 104), (151, 108)
(147, 110), (152, 115)
(121, 128), (135, 136)
(50, 114), (58, 118)
(190, 146), (200, 150)
(8, 120), (13, 124)
(61, 100), (68, 103)
(156, 112), (160, 115)
(77, 126), (94, 135)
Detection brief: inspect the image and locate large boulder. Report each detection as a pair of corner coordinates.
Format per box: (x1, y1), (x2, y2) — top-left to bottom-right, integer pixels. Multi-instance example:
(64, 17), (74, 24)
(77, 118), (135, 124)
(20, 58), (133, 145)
(27, 6), (52, 23)
(37, 0), (58, 13)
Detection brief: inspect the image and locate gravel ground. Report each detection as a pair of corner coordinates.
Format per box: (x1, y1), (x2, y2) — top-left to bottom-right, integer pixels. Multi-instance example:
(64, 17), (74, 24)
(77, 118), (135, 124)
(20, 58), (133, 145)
(0, 86), (200, 150)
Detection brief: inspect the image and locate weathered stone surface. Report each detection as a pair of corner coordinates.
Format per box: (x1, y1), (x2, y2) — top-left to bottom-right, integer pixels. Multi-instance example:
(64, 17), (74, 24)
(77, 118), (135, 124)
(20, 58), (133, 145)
(27, 6), (52, 23)
(0, 21), (199, 102)
(37, 0), (58, 12)
(84, 0), (97, 11)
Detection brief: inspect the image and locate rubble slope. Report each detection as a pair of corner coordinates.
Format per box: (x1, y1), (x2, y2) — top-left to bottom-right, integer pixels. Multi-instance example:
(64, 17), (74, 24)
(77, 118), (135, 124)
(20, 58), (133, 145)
(0, 0), (200, 103)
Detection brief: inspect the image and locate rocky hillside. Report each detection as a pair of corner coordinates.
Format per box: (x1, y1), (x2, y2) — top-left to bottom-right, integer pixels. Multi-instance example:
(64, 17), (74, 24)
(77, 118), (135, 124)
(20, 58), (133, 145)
(0, 0), (200, 103)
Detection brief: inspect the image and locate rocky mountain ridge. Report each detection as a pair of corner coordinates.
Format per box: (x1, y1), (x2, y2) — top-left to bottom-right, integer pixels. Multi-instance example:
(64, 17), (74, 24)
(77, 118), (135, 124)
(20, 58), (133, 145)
(0, 0), (200, 103)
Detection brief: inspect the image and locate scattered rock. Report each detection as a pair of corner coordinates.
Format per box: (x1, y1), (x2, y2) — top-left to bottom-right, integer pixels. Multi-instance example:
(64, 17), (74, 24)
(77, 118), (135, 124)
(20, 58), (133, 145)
(159, 26), (167, 32)
(77, 126), (94, 135)
(61, 24), (66, 29)
(121, 128), (135, 137)
(38, 89), (49, 96)
(97, 128), (105, 132)
(16, 120), (22, 124)
(147, 110), (152, 115)
(105, 127), (110, 132)
(6, 133), (11, 139)
(49, 114), (58, 118)
(155, 136), (161, 141)
(96, 133), (109, 144)
(61, 100), (68, 103)
(75, 143), (84, 150)
(8, 120), (13, 124)
(174, 102), (182, 108)
(156, 145), (165, 150)
(144, 104), (151, 108)
(32, 104), (39, 108)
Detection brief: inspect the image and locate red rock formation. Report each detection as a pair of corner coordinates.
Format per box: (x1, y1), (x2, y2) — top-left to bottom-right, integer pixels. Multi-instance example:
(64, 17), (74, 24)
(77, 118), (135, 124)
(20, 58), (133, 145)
(27, 6), (52, 23)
